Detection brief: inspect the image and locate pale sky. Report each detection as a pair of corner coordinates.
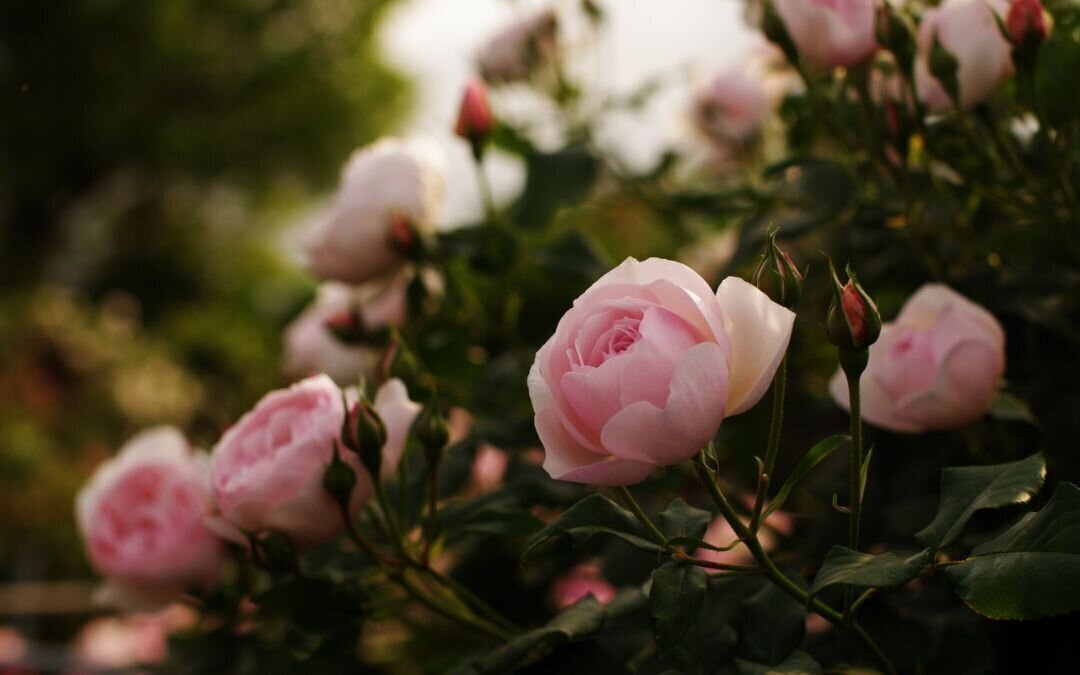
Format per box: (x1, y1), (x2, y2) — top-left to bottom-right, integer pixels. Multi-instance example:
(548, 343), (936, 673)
(379, 0), (756, 226)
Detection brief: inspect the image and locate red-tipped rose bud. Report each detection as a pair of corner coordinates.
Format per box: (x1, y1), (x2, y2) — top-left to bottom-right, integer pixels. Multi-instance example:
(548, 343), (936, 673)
(324, 308), (365, 344)
(825, 260), (881, 354)
(455, 78), (495, 156)
(752, 226), (805, 308)
(1006, 0), (1049, 48)
(344, 398), (388, 479)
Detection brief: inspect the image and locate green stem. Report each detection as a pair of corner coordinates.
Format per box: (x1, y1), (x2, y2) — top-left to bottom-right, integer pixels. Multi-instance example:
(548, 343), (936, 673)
(375, 482), (408, 557)
(416, 563), (519, 634)
(845, 369), (864, 616)
(615, 486), (670, 548)
(692, 454), (896, 675)
(424, 458), (440, 560)
(397, 570), (514, 642)
(473, 149), (498, 225)
(675, 553), (760, 573)
(751, 358), (786, 532)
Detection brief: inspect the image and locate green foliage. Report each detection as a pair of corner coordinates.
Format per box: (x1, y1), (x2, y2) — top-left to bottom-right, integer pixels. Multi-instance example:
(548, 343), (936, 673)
(810, 546), (930, 598)
(739, 582), (805, 666)
(917, 453), (1047, 549)
(521, 494), (663, 560)
(649, 562), (707, 656)
(945, 482), (1080, 619)
(764, 435), (850, 519)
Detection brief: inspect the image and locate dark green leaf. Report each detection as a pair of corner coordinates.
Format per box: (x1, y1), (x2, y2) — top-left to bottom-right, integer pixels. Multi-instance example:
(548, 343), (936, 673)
(736, 650), (822, 675)
(764, 435), (850, 519)
(945, 482), (1080, 619)
(740, 581), (805, 665)
(916, 453), (1046, 549)
(989, 392), (1038, 426)
(658, 498), (711, 543)
(513, 148), (599, 228)
(521, 494), (663, 560)
(810, 546), (930, 598)
(649, 562), (707, 655)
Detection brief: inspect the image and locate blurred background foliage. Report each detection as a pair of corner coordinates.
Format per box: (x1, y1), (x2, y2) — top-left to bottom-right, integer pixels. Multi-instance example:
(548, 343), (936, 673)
(0, 0), (407, 586)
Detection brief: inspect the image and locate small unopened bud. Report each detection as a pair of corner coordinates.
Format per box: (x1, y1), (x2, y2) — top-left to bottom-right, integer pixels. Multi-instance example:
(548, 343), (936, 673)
(1006, 0), (1049, 49)
(752, 227), (804, 307)
(825, 260), (881, 353)
(928, 34), (960, 106)
(455, 78), (495, 155)
(344, 399), (387, 479)
(415, 402), (450, 464)
(323, 441), (358, 507)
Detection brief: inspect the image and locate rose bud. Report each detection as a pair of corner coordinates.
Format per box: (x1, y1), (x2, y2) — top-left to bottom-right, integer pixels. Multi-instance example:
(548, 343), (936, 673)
(478, 9), (558, 84)
(76, 427), (225, 609)
(283, 278), (408, 386)
(208, 375), (420, 548)
(550, 563), (617, 610)
(826, 261), (881, 353)
(914, 0), (1014, 112)
(529, 257), (794, 486)
(304, 138), (444, 285)
(692, 69), (771, 148)
(830, 285), (1005, 433)
(773, 0), (878, 68)
(1006, 0), (1050, 49)
(752, 227), (804, 308)
(455, 78), (495, 153)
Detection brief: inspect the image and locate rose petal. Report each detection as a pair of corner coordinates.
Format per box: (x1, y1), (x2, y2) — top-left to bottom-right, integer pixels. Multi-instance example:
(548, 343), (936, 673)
(535, 408), (654, 485)
(715, 277), (795, 415)
(829, 367), (923, 433)
(374, 378), (422, 479)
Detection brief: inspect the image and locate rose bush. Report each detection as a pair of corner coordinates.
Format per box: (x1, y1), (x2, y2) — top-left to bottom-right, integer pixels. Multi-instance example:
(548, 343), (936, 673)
(529, 257), (794, 485)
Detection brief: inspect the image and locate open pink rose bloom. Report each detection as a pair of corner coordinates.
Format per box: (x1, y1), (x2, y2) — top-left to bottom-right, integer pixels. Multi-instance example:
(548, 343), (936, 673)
(529, 257), (795, 485)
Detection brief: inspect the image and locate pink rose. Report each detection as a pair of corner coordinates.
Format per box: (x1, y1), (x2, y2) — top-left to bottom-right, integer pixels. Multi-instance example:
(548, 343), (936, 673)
(75, 427), (224, 609)
(774, 0), (878, 68)
(283, 278), (407, 386)
(830, 285), (1006, 433)
(693, 69), (771, 147)
(550, 563), (617, 610)
(914, 0), (1013, 112)
(478, 9), (558, 83)
(304, 138), (444, 284)
(209, 375), (420, 547)
(529, 258), (795, 486)
(470, 444), (510, 493)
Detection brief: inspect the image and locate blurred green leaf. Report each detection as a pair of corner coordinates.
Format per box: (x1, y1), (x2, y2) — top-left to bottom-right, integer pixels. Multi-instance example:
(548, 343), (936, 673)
(764, 435), (850, 519)
(736, 651), (822, 675)
(521, 494), (663, 560)
(658, 497), (711, 543)
(916, 453), (1047, 549)
(649, 562), (707, 656)
(513, 148), (600, 228)
(989, 392), (1039, 426)
(945, 482), (1080, 619)
(740, 581), (805, 666)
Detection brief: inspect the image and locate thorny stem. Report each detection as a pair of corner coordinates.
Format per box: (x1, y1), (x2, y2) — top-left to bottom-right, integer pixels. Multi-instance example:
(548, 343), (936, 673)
(751, 358), (786, 532)
(692, 453), (896, 675)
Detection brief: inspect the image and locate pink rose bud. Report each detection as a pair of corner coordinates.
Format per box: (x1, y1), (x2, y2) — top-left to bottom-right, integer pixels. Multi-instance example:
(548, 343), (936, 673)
(692, 69), (771, 148)
(529, 257), (794, 486)
(914, 0), (1014, 112)
(1006, 0), (1049, 47)
(752, 227), (804, 308)
(76, 428), (224, 610)
(478, 10), (558, 83)
(304, 138), (444, 284)
(773, 0), (878, 68)
(455, 78), (495, 146)
(283, 279), (408, 387)
(830, 285), (1006, 433)
(826, 261), (881, 353)
(208, 375), (419, 548)
(550, 563), (617, 609)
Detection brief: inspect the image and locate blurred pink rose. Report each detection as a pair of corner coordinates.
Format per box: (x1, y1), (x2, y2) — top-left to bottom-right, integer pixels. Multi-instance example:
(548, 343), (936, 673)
(304, 138), (444, 284)
(0, 627), (28, 666)
(478, 9), (558, 83)
(693, 69), (770, 147)
(529, 258), (794, 486)
(774, 0), (877, 68)
(209, 375), (419, 547)
(551, 563), (617, 610)
(830, 285), (1005, 433)
(470, 444), (509, 493)
(76, 428), (224, 609)
(71, 607), (187, 670)
(695, 507), (793, 566)
(283, 278), (407, 386)
(455, 78), (495, 142)
(914, 0), (1013, 112)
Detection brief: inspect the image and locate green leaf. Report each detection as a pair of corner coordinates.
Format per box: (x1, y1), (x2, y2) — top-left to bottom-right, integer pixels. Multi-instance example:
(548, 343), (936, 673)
(989, 392), (1038, 426)
(736, 651), (822, 675)
(437, 493), (543, 538)
(649, 562), (707, 655)
(658, 498), (711, 543)
(513, 148), (599, 228)
(740, 581), (805, 665)
(763, 435), (850, 519)
(810, 546), (930, 598)
(521, 494), (663, 561)
(945, 482), (1080, 619)
(458, 596), (607, 673)
(916, 453), (1046, 549)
